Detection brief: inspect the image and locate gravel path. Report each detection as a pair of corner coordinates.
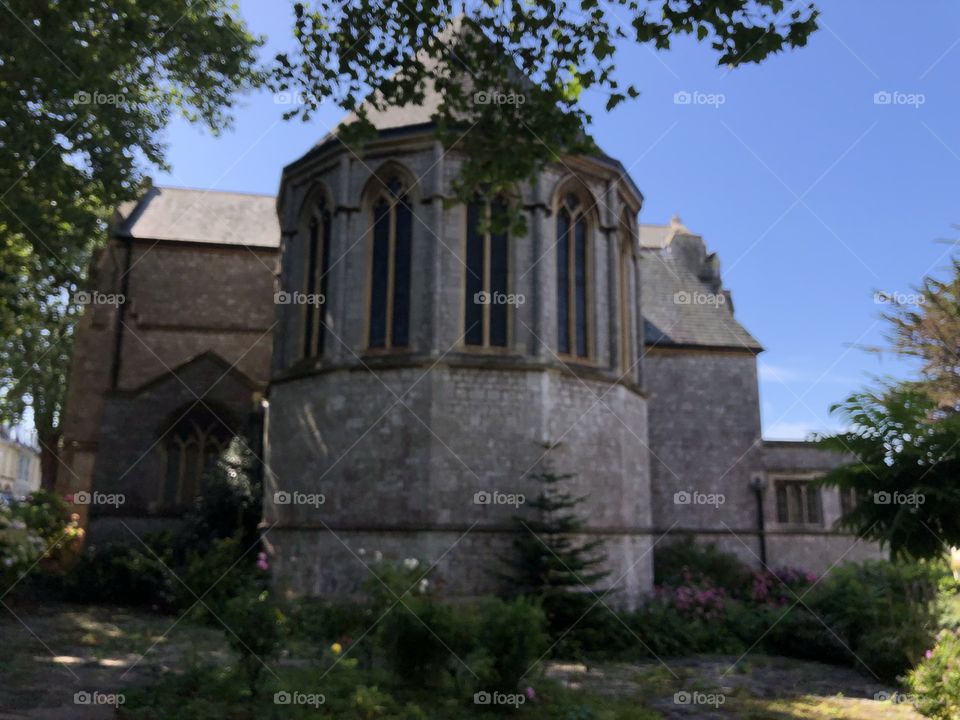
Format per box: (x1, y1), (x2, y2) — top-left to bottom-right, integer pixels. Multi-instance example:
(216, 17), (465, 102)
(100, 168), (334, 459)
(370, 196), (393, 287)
(0, 602), (227, 719)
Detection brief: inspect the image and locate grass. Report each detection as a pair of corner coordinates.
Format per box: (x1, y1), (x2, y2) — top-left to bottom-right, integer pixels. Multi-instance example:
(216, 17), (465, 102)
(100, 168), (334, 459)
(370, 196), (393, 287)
(0, 601), (928, 720)
(736, 695), (923, 719)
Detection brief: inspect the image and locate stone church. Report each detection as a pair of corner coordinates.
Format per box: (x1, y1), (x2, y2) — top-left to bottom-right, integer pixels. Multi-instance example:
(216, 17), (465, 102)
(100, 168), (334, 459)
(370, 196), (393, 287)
(57, 93), (881, 607)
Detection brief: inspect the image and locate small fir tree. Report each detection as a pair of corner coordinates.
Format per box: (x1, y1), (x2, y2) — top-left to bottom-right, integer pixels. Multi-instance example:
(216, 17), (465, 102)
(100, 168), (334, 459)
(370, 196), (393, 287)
(505, 470), (609, 637)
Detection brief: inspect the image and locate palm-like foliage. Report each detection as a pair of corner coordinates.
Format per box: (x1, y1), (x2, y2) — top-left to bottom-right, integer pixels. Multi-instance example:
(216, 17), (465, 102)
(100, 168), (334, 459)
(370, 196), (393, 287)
(816, 384), (960, 559)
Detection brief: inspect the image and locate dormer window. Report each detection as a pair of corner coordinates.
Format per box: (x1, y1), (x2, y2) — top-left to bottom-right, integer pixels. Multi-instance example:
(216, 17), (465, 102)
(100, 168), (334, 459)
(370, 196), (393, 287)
(464, 197), (509, 348)
(556, 191), (592, 359)
(368, 178), (412, 349)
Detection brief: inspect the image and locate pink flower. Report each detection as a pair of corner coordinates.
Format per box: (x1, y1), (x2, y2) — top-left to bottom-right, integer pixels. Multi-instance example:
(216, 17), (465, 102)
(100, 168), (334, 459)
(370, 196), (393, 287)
(525, 687), (536, 700)
(926, 650), (934, 659)
(256, 551), (269, 571)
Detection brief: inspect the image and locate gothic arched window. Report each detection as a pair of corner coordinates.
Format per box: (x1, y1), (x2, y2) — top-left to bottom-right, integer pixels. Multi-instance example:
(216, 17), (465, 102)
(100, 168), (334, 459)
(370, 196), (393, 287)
(368, 178), (412, 349)
(303, 198), (332, 357)
(618, 211), (633, 374)
(556, 191), (591, 358)
(162, 408), (232, 508)
(464, 197), (509, 348)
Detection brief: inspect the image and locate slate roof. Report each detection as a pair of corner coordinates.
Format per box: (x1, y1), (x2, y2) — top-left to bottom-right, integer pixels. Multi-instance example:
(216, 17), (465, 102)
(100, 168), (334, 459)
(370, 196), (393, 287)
(114, 186), (280, 248)
(639, 222), (762, 352)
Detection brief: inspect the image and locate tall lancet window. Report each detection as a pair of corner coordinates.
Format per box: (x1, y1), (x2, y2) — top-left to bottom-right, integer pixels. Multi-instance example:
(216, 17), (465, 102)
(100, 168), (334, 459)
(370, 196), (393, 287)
(618, 212), (633, 374)
(464, 197), (509, 348)
(368, 178), (412, 349)
(303, 199), (332, 357)
(556, 192), (591, 358)
(162, 408), (232, 509)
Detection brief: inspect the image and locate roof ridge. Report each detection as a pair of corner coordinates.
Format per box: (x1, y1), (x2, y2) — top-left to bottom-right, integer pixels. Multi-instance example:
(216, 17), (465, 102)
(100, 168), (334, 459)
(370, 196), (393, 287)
(153, 185), (276, 199)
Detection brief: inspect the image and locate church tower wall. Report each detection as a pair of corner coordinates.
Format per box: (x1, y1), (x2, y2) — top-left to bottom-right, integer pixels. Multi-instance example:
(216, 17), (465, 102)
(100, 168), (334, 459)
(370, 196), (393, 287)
(266, 132), (653, 607)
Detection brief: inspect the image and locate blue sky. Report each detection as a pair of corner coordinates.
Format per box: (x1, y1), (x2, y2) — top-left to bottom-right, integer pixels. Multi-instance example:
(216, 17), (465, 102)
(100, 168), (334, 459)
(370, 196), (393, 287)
(154, 1), (960, 440)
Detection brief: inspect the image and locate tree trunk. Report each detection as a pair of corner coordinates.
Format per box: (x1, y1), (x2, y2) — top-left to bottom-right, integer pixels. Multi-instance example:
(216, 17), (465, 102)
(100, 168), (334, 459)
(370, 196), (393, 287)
(38, 429), (61, 492)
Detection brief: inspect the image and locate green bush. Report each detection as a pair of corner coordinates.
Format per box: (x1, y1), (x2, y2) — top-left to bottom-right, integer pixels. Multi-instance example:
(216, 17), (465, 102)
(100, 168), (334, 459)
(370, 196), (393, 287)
(2, 490), (85, 592)
(376, 594), (548, 695)
(799, 560), (938, 680)
(377, 592), (464, 687)
(472, 597), (548, 693)
(12, 489), (73, 545)
(62, 540), (178, 609)
(293, 598), (379, 665)
(367, 558), (547, 698)
(759, 605), (850, 665)
(221, 590), (287, 697)
(654, 537), (750, 593)
(178, 536), (266, 618)
(906, 628), (960, 719)
(183, 436), (262, 551)
(30, 435), (268, 611)
(0, 503), (46, 590)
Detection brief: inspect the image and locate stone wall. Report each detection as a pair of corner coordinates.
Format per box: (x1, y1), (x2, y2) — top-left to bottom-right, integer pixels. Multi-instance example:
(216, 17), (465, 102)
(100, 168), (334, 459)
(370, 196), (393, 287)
(57, 244), (127, 522)
(115, 243), (275, 390)
(273, 139), (642, 386)
(761, 440), (886, 571)
(60, 235), (277, 534)
(266, 366), (652, 607)
(644, 347), (765, 564)
(269, 131), (652, 604)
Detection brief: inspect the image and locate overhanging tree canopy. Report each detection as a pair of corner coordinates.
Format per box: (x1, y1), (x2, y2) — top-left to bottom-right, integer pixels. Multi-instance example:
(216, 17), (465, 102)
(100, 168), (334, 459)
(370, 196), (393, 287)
(0, 0), (264, 487)
(275, 0), (819, 226)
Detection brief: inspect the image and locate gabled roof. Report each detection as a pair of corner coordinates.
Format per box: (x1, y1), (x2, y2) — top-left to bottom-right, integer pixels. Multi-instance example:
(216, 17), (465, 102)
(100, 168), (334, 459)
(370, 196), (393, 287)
(114, 186), (280, 248)
(639, 219), (762, 352)
(126, 350), (261, 396)
(323, 15), (481, 141)
(639, 221), (684, 250)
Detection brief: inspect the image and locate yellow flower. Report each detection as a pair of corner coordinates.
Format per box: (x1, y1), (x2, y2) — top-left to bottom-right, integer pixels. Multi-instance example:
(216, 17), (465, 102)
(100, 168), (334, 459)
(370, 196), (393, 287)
(330, 642), (343, 655)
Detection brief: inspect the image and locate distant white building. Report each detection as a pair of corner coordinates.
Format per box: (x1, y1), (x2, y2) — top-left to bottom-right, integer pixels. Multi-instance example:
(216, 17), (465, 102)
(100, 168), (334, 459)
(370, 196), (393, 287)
(0, 427), (41, 497)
